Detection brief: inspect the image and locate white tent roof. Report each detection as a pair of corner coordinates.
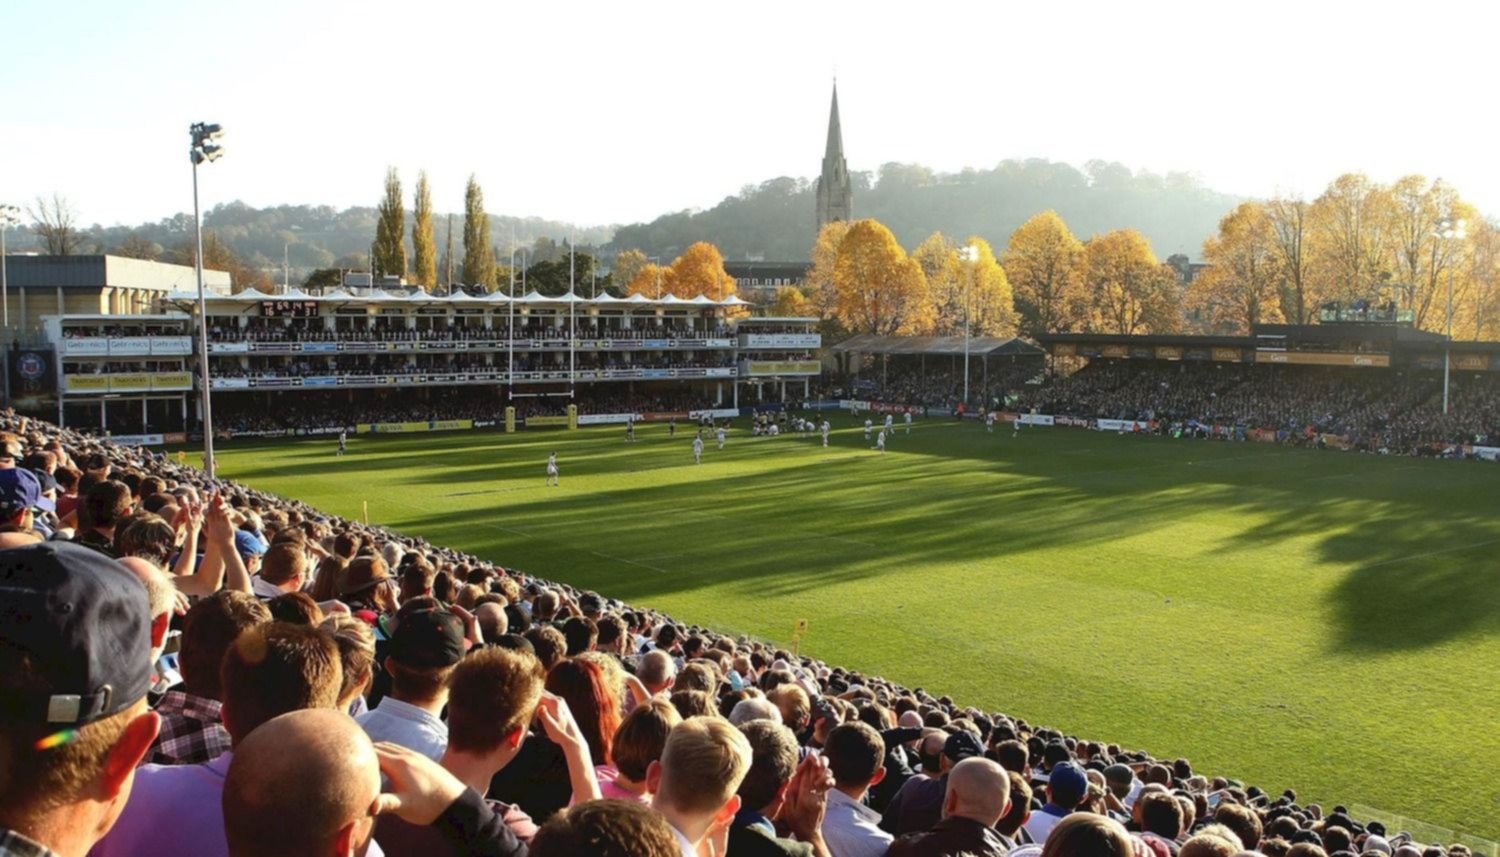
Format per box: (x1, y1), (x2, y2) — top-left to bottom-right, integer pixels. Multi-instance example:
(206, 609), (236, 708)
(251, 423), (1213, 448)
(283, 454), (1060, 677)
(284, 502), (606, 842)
(719, 295), (752, 307)
(687, 295), (717, 305)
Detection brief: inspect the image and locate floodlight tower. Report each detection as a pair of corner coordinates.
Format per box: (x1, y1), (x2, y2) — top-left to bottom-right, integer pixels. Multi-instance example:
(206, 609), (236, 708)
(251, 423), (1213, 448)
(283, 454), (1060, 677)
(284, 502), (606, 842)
(190, 122), (225, 477)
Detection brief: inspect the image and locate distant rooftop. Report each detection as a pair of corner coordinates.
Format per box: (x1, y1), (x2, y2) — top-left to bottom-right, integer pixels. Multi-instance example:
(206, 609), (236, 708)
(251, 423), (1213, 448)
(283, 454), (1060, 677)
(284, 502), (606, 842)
(1, 255), (232, 292)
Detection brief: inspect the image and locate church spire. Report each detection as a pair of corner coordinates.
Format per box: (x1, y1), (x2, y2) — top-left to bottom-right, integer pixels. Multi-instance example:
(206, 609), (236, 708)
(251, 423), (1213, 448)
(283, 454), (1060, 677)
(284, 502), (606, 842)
(816, 79), (853, 229)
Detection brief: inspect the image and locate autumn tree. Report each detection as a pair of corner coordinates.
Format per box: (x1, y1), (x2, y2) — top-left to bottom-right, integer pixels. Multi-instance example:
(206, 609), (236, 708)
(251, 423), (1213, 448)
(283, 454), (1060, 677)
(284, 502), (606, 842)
(1265, 196), (1315, 324)
(1076, 229), (1179, 335)
(411, 171), (437, 291)
(29, 193), (81, 255)
(1385, 176), (1475, 332)
(1308, 173), (1396, 303)
(611, 250), (649, 297)
(833, 219), (933, 336)
(916, 233), (1017, 336)
(462, 175), (494, 290)
(372, 167), (406, 280)
(1461, 218), (1500, 340)
(664, 242), (736, 300)
(1190, 202), (1283, 333)
(769, 285), (814, 317)
(1002, 211), (1084, 336)
(804, 220), (850, 319)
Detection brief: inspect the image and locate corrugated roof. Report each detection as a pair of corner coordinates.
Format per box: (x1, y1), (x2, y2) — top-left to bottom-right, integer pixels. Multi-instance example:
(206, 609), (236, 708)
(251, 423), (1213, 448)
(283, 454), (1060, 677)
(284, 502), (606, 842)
(831, 334), (1045, 357)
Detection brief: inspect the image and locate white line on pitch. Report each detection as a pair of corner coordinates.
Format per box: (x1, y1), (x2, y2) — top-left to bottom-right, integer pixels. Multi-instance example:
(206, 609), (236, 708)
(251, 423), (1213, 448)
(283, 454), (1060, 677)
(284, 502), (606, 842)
(590, 550), (669, 574)
(496, 525), (532, 537)
(1359, 536), (1500, 569)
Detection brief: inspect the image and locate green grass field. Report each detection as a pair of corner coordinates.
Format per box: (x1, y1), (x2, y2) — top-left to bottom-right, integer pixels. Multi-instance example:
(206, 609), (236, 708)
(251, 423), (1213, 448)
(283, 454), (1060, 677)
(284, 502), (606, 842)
(210, 417), (1500, 842)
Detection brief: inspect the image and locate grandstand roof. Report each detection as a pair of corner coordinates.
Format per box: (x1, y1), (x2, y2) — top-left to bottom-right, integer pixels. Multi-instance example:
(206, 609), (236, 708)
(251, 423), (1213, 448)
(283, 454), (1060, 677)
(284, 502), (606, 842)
(1038, 332), (1258, 347)
(831, 334), (1045, 357)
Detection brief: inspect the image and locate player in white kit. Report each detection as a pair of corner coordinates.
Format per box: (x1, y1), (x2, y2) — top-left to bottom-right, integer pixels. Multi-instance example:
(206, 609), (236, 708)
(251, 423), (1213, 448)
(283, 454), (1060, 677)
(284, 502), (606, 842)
(884, 413), (894, 434)
(546, 452), (559, 487)
(876, 428), (886, 453)
(986, 412), (995, 433)
(337, 430), (347, 456)
(821, 419), (831, 447)
(716, 425), (726, 450)
(864, 418), (873, 440)
(904, 410), (912, 434)
(692, 435), (704, 464)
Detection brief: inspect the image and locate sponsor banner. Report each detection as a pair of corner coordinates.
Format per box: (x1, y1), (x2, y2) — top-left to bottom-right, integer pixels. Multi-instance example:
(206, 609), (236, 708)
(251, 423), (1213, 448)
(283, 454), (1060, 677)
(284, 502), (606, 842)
(803, 400), (843, 411)
(209, 341), (250, 354)
(163, 432), (187, 444)
(1156, 346), (1183, 361)
(474, 419), (498, 429)
(1254, 350), (1391, 367)
(642, 339), (670, 349)
(65, 375), (111, 392)
(742, 333), (821, 349)
(249, 377), (299, 388)
(339, 341), (385, 352)
(302, 376), (339, 387)
(1056, 416), (1090, 427)
(249, 342), (298, 354)
(869, 402), (908, 414)
(638, 411), (689, 422)
(577, 413), (640, 425)
(1452, 353), (1490, 371)
(677, 339), (708, 348)
(1051, 342), (1077, 357)
(1019, 413), (1055, 426)
(151, 372), (193, 391)
(705, 367), (736, 378)
(747, 360), (821, 376)
(839, 399), (872, 411)
(109, 373), (153, 392)
(107, 433), (166, 446)
(1472, 445), (1500, 461)
(62, 338), (110, 356)
(1100, 344), (1130, 358)
(1211, 347), (1243, 362)
(211, 377), (252, 390)
(108, 338), (151, 356)
(526, 415), (572, 428)
(150, 337), (193, 356)
(1130, 346), (1154, 359)
(302, 342), (339, 353)
(642, 369), (672, 379)
(689, 408), (740, 419)
(1096, 418), (1149, 432)
(753, 403), (785, 414)
(1184, 348), (1211, 361)
(357, 419), (474, 434)
(676, 368), (707, 378)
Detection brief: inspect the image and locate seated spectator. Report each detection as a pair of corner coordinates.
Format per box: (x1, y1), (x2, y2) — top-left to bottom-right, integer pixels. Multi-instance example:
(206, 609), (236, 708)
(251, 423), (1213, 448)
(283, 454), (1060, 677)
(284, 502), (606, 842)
(648, 717), (754, 857)
(93, 622), (343, 857)
(357, 599), (465, 760)
(148, 591), (271, 765)
(0, 543), (161, 857)
(820, 721), (893, 857)
(886, 756), (1011, 857)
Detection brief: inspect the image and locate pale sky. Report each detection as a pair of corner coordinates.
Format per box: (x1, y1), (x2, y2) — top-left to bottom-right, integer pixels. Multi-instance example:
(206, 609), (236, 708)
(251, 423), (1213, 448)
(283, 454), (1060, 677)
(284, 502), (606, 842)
(4, 0), (1497, 230)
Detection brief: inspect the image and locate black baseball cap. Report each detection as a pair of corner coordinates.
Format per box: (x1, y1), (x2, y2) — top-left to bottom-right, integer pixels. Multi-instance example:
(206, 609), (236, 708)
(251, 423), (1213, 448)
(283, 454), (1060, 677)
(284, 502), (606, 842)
(944, 730), (984, 762)
(0, 542), (152, 724)
(389, 605), (466, 668)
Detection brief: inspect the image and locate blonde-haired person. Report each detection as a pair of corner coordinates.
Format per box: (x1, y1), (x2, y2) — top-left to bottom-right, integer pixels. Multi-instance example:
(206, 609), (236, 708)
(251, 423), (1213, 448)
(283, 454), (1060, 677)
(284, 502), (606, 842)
(322, 613), (376, 716)
(648, 716), (753, 857)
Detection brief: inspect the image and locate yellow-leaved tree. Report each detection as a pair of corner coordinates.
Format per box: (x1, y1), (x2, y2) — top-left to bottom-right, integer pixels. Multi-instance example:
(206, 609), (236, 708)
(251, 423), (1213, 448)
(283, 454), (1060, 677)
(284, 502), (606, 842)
(805, 220), (850, 320)
(1001, 211), (1085, 336)
(1308, 173), (1397, 303)
(626, 263), (670, 298)
(1189, 202), (1283, 333)
(1265, 196), (1316, 325)
(1076, 229), (1179, 335)
(1384, 175), (1476, 333)
(915, 233), (1020, 336)
(663, 241), (736, 300)
(769, 286), (814, 317)
(1461, 218), (1500, 340)
(833, 219), (934, 336)
(611, 249), (649, 296)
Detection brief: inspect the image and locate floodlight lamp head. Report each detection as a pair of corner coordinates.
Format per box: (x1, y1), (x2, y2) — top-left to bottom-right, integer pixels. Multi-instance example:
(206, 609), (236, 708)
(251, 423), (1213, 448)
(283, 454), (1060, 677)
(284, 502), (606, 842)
(957, 246), (980, 262)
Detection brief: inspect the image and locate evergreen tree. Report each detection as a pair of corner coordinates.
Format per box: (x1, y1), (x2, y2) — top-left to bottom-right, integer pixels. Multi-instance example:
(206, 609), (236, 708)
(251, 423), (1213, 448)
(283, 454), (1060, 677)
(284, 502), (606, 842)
(372, 167), (406, 279)
(412, 171), (437, 291)
(462, 174), (495, 290)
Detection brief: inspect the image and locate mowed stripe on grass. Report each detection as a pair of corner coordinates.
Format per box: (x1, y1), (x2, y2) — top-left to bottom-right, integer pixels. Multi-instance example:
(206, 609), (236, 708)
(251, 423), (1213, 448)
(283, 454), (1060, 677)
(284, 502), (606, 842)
(211, 419), (1500, 840)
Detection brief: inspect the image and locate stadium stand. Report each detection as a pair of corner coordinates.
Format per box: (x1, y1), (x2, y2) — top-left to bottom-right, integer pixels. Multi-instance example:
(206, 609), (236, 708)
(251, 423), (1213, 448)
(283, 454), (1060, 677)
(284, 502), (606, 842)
(0, 408), (1488, 857)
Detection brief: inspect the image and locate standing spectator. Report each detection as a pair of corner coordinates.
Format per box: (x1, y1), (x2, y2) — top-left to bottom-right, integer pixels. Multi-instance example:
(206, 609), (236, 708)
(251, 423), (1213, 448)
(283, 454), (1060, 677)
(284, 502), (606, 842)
(601, 698), (681, 804)
(0, 543), (160, 857)
(357, 599), (465, 761)
(648, 717), (754, 857)
(148, 591), (271, 766)
(730, 720), (835, 857)
(819, 722), (893, 857)
(885, 757), (1011, 857)
(92, 622), (343, 857)
(529, 800), (680, 857)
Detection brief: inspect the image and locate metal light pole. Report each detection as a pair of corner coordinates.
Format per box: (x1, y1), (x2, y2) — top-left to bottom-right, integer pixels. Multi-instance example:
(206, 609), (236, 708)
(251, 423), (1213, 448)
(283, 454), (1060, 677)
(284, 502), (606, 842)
(0, 203), (20, 334)
(958, 244), (979, 407)
(650, 255), (663, 299)
(190, 122), (225, 477)
(1436, 217), (1467, 415)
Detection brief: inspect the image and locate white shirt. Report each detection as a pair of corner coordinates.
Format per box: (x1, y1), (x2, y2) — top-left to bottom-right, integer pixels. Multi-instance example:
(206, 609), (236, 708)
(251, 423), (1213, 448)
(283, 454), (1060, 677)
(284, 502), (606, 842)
(1023, 806), (1070, 844)
(357, 697), (448, 761)
(668, 822), (697, 857)
(822, 788), (892, 857)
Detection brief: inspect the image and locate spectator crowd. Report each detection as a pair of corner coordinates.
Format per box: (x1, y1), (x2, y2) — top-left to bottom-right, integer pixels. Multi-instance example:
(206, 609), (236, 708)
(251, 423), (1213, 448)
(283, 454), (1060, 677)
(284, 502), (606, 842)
(0, 412), (1486, 857)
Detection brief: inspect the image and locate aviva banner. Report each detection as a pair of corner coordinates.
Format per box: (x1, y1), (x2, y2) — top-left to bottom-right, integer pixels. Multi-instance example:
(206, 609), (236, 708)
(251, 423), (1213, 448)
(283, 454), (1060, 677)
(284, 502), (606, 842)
(747, 360), (821, 376)
(356, 419), (474, 434)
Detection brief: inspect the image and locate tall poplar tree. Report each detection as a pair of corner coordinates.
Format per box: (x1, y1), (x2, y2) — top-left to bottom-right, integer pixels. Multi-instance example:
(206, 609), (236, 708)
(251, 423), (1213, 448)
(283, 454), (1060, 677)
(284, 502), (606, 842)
(462, 174), (494, 289)
(372, 167), (406, 279)
(411, 171), (437, 291)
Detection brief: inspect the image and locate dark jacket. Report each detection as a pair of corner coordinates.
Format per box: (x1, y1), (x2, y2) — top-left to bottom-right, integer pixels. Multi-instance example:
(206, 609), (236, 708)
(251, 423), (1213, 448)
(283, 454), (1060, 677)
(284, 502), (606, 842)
(884, 815), (1009, 857)
(726, 823), (814, 857)
(879, 773), (946, 836)
(374, 787), (529, 857)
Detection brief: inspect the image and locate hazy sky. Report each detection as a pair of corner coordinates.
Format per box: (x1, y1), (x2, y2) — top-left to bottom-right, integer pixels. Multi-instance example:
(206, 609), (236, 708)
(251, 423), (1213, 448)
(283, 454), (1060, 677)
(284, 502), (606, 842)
(5, 0), (1498, 229)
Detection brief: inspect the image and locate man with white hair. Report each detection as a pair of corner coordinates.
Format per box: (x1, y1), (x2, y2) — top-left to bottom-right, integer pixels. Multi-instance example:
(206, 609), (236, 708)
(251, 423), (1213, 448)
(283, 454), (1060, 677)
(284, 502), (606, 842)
(638, 650), (677, 697)
(728, 697), (783, 727)
(886, 757), (1011, 856)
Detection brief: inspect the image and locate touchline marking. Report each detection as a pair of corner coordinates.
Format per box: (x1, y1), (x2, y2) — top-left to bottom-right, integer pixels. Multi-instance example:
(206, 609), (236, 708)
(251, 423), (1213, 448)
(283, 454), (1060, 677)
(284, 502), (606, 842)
(1359, 536), (1500, 569)
(590, 550), (669, 574)
(495, 524), (532, 537)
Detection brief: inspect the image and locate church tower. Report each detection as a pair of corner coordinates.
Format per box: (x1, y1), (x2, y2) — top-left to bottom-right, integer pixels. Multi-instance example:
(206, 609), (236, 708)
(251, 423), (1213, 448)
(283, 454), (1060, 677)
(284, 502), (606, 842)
(815, 81), (853, 229)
